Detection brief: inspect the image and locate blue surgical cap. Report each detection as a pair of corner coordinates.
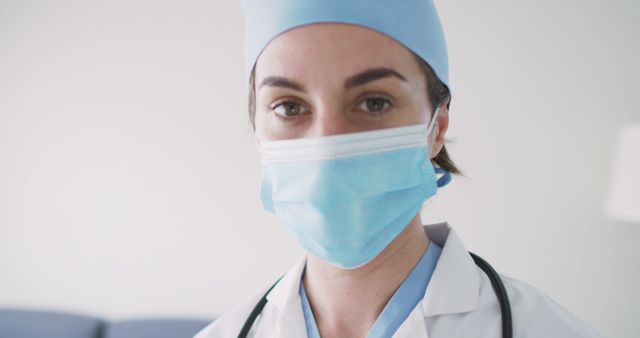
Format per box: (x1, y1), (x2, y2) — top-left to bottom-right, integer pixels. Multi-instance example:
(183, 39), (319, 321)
(241, 0), (449, 88)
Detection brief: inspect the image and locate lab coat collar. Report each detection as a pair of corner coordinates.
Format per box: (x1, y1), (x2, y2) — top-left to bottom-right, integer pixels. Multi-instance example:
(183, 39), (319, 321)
(421, 222), (480, 316)
(265, 254), (306, 313)
(266, 222), (480, 318)
(264, 255), (308, 337)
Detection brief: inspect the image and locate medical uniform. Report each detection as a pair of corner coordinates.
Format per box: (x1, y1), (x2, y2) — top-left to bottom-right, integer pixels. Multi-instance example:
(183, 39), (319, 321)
(194, 222), (602, 338)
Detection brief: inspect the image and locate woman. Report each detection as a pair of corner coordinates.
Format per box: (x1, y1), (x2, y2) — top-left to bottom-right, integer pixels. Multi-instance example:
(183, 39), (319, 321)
(195, 0), (602, 337)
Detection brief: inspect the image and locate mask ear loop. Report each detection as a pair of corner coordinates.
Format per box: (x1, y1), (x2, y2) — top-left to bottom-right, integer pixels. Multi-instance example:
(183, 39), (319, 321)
(426, 106), (452, 188)
(425, 106), (441, 136)
(435, 168), (452, 187)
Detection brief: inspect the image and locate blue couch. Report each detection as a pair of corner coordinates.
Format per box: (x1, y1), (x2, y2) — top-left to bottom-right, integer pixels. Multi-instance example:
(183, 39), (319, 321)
(0, 308), (212, 338)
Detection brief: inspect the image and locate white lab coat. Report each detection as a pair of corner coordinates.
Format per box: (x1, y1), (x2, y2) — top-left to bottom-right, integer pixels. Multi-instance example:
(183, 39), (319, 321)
(194, 222), (602, 338)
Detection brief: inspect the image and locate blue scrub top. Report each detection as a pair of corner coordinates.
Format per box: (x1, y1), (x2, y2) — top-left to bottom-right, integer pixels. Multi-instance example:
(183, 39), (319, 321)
(300, 241), (443, 338)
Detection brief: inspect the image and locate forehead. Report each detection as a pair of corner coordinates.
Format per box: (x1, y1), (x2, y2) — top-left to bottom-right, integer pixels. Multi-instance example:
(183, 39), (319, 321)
(254, 23), (423, 82)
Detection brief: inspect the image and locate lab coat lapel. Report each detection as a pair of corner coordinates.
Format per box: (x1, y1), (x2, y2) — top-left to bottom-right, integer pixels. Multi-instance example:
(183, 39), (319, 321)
(392, 303), (430, 338)
(421, 222), (481, 316)
(392, 223), (479, 337)
(265, 255), (309, 337)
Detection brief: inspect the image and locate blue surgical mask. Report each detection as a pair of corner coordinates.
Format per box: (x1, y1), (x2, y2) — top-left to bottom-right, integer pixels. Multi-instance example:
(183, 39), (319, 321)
(259, 109), (449, 269)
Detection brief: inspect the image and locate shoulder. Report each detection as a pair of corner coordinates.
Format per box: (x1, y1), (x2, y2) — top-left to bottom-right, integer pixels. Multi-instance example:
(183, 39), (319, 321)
(193, 287), (266, 338)
(498, 275), (603, 338)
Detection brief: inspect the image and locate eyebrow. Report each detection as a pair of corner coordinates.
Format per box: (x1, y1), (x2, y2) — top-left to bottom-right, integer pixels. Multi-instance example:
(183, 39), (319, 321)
(258, 76), (306, 92)
(258, 67), (407, 92)
(344, 67), (408, 89)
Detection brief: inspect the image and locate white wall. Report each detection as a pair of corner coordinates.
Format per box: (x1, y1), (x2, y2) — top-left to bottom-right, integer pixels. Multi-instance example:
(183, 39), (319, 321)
(0, 0), (637, 337)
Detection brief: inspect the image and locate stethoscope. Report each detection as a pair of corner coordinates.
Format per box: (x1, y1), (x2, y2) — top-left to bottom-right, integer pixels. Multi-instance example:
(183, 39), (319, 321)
(238, 252), (512, 338)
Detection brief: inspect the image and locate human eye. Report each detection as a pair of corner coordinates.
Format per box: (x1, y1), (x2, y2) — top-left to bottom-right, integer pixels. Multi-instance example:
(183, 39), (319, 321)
(357, 96), (392, 115)
(271, 100), (309, 119)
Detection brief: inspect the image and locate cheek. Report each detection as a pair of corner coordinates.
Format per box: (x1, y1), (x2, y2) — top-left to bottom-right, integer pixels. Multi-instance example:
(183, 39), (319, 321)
(387, 94), (431, 126)
(397, 104), (428, 125)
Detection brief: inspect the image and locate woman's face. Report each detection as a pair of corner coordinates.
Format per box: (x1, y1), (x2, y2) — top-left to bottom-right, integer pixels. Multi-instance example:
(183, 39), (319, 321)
(253, 23), (448, 148)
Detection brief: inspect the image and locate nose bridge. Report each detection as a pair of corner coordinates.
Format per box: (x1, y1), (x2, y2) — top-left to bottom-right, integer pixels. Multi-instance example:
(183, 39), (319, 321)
(312, 110), (352, 137)
(307, 94), (355, 137)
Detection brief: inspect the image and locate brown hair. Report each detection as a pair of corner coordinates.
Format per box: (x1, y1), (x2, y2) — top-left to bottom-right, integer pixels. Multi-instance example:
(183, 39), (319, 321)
(247, 58), (462, 176)
(417, 56), (462, 176)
